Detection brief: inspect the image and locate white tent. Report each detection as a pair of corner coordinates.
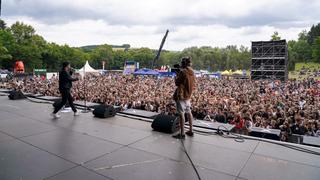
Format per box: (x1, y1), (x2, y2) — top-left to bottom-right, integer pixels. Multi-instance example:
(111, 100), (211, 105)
(77, 61), (98, 76)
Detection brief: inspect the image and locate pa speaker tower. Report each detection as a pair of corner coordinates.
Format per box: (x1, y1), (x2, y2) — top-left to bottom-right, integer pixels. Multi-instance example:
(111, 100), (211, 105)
(251, 40), (288, 81)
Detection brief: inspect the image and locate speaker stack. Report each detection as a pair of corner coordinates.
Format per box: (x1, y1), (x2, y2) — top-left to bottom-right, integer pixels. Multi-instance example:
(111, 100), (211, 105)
(8, 90), (26, 100)
(93, 104), (116, 118)
(151, 114), (179, 133)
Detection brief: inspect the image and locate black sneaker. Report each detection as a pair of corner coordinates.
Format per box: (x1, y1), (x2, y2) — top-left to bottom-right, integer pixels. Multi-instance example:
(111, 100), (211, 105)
(186, 131), (194, 137)
(172, 133), (185, 139)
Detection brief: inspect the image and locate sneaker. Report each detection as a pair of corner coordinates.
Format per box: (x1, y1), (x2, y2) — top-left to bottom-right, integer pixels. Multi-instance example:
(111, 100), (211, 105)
(74, 112), (80, 116)
(172, 133), (185, 139)
(186, 131), (194, 137)
(51, 113), (61, 119)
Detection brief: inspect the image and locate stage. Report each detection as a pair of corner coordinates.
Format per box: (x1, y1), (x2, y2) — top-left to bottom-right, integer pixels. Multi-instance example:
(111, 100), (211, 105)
(0, 96), (320, 180)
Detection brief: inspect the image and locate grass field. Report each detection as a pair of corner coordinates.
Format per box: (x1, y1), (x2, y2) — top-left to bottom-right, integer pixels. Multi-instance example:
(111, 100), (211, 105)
(295, 62), (320, 71)
(289, 62), (320, 80)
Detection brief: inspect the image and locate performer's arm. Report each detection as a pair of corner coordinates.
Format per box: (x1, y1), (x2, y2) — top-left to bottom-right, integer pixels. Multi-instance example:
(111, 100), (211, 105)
(175, 71), (184, 86)
(66, 71), (78, 81)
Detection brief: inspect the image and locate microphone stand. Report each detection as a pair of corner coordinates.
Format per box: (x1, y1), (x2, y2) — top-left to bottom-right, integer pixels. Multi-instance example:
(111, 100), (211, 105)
(81, 64), (90, 113)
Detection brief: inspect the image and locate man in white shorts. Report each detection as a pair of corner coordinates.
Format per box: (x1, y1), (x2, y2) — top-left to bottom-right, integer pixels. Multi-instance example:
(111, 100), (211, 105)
(172, 57), (195, 139)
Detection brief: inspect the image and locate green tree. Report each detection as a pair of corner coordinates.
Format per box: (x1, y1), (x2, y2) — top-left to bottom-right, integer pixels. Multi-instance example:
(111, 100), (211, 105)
(0, 29), (16, 69)
(2, 22), (46, 71)
(10, 22), (35, 44)
(41, 43), (63, 71)
(271, 31), (281, 41)
(0, 45), (12, 68)
(298, 30), (308, 41)
(90, 44), (113, 69)
(307, 23), (320, 45)
(0, 19), (6, 30)
(129, 48), (154, 68)
(293, 39), (312, 63)
(113, 50), (132, 69)
(238, 45), (251, 70)
(312, 36), (320, 62)
(287, 40), (299, 71)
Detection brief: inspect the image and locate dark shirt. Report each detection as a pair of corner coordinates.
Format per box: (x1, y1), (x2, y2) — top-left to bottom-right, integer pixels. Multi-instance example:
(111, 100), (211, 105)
(59, 70), (77, 91)
(291, 124), (305, 135)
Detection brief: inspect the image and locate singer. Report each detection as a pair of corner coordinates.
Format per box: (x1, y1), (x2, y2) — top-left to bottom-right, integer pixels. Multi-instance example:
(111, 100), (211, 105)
(51, 62), (79, 118)
(172, 57), (196, 139)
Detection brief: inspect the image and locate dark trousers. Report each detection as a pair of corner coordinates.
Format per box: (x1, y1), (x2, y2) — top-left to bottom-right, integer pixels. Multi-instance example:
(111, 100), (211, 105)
(53, 89), (77, 113)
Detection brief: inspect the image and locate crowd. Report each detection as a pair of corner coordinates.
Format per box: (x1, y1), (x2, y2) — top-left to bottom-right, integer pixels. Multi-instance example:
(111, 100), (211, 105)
(1, 73), (320, 141)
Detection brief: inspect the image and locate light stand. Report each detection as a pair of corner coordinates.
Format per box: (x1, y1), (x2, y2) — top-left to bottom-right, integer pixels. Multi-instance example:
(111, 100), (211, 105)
(81, 63), (90, 113)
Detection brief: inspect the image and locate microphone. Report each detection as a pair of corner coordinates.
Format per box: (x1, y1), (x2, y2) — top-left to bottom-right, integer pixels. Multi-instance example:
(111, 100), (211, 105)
(70, 67), (75, 75)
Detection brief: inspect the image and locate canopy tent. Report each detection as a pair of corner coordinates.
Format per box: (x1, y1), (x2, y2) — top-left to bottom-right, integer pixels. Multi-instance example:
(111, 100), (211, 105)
(77, 61), (98, 76)
(159, 72), (176, 77)
(221, 70), (232, 75)
(133, 68), (159, 76)
(207, 72), (221, 79)
(232, 70), (243, 75)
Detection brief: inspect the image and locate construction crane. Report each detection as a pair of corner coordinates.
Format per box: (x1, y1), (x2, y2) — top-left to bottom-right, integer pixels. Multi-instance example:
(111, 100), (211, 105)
(151, 29), (169, 69)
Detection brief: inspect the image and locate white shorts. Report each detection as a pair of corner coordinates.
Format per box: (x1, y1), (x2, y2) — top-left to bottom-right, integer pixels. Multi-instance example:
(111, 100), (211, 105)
(176, 99), (191, 114)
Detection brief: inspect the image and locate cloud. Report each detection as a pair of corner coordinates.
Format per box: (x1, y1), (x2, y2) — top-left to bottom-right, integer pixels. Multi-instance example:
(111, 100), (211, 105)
(2, 0), (320, 50)
(4, 0), (320, 26)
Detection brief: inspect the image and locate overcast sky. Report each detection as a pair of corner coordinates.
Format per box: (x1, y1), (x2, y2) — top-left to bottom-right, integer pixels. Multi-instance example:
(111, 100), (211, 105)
(2, 0), (320, 50)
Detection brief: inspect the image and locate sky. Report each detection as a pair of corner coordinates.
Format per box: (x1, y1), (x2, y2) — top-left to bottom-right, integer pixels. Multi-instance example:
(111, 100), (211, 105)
(1, 0), (320, 50)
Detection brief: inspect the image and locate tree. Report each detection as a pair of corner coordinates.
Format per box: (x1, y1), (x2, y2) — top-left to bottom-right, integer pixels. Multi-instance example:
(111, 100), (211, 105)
(238, 45), (251, 70)
(0, 45), (12, 68)
(271, 31), (281, 41)
(113, 50), (132, 69)
(90, 44), (113, 69)
(287, 40), (299, 71)
(128, 48), (154, 68)
(312, 36), (320, 62)
(0, 29), (15, 69)
(293, 38), (312, 63)
(0, 19), (6, 30)
(10, 22), (35, 44)
(158, 51), (181, 67)
(307, 23), (320, 45)
(41, 43), (63, 71)
(298, 30), (308, 41)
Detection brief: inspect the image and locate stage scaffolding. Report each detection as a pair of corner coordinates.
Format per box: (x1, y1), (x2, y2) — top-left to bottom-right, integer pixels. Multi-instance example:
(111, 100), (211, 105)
(251, 40), (288, 81)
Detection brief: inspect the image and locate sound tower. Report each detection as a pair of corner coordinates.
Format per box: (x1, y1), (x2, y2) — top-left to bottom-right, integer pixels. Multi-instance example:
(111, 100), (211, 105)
(251, 40), (288, 81)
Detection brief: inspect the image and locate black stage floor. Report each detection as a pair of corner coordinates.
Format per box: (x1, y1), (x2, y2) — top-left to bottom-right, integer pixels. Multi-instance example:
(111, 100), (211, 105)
(0, 96), (320, 180)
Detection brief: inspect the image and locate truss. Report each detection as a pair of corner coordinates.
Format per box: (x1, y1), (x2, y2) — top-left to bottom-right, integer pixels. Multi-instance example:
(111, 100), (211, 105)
(251, 40), (288, 81)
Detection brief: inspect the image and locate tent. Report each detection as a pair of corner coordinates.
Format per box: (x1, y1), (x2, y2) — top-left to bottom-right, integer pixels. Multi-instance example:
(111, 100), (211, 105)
(207, 72), (221, 79)
(133, 68), (159, 76)
(77, 61), (98, 76)
(232, 70), (243, 75)
(221, 70), (232, 75)
(159, 72), (176, 77)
